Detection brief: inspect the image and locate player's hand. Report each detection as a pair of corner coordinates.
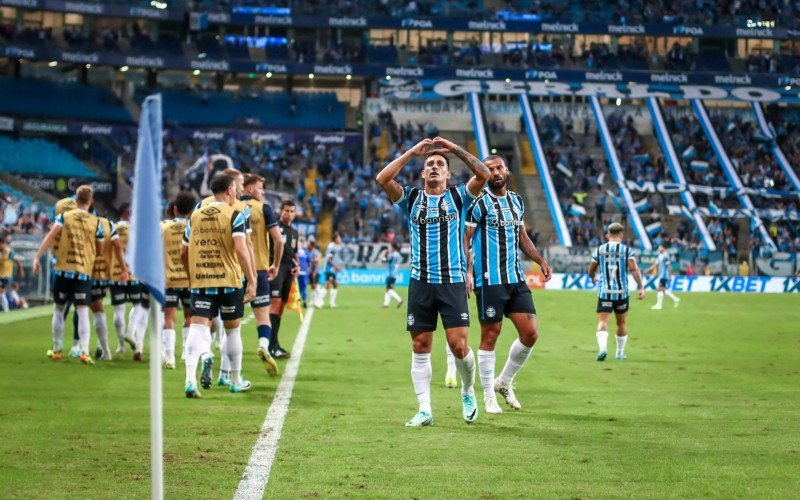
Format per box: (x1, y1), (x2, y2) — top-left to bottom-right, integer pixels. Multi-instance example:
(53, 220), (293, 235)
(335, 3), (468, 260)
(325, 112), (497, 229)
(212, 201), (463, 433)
(244, 282), (256, 303)
(290, 266), (300, 277)
(540, 261), (553, 282)
(267, 264), (278, 279)
(432, 136), (457, 152)
(637, 289), (645, 300)
(409, 138), (434, 156)
(32, 260), (41, 276)
(465, 271), (474, 298)
(120, 270), (129, 283)
(18, 269), (25, 280)
(590, 275), (597, 285)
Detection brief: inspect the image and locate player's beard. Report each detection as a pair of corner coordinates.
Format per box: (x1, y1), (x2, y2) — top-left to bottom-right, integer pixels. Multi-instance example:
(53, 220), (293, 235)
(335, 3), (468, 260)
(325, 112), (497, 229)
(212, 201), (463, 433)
(489, 176), (507, 191)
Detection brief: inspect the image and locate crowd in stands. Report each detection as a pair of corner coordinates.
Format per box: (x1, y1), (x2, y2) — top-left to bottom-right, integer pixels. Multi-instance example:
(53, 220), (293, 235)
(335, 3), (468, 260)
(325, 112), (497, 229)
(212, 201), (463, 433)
(0, 186), (51, 236)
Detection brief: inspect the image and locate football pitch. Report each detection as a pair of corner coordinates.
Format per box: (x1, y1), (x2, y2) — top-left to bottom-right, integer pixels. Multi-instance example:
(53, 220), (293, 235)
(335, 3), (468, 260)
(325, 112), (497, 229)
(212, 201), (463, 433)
(1, 288), (798, 498)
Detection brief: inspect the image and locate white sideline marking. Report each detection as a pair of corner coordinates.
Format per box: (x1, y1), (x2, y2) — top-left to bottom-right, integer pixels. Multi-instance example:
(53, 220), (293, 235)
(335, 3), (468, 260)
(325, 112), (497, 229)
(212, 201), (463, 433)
(233, 308), (315, 500)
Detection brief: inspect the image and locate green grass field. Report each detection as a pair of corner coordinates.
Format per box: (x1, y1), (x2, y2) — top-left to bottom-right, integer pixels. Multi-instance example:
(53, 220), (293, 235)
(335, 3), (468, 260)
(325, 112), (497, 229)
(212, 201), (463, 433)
(1, 288), (799, 498)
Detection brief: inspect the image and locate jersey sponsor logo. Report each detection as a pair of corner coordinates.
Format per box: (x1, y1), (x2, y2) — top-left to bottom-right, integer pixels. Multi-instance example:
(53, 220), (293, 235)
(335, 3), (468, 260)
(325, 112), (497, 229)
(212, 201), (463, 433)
(485, 306), (496, 318)
(411, 212), (457, 225)
(601, 301), (612, 307)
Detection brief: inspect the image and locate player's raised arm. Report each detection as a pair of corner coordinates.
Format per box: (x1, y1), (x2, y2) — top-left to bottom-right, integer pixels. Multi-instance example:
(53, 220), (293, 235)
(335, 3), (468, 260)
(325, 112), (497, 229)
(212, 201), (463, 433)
(32, 223), (62, 275)
(519, 224), (552, 281)
(432, 136), (490, 197)
(375, 138), (433, 202)
(464, 224), (475, 297)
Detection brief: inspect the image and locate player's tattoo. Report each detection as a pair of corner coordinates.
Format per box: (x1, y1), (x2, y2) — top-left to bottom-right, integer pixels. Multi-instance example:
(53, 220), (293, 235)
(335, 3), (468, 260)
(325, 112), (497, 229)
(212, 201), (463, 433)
(450, 144), (490, 178)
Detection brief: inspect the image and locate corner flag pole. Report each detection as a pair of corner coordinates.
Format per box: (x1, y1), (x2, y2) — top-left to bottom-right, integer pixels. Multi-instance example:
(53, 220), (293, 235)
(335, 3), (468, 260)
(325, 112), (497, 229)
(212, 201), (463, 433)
(127, 94), (166, 500)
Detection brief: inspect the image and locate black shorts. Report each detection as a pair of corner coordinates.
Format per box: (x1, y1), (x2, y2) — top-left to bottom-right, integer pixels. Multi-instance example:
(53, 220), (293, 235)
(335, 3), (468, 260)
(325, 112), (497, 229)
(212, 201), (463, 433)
(251, 270), (271, 309)
(386, 276), (397, 288)
(0, 278), (8, 289)
(165, 288), (191, 309)
(659, 278), (668, 288)
(406, 278), (470, 332)
(109, 283), (148, 306)
(90, 283), (108, 302)
(53, 275), (91, 306)
(596, 297), (630, 314)
(475, 282), (536, 323)
(309, 270), (319, 285)
(325, 271), (337, 282)
(190, 287), (245, 321)
(269, 268), (293, 302)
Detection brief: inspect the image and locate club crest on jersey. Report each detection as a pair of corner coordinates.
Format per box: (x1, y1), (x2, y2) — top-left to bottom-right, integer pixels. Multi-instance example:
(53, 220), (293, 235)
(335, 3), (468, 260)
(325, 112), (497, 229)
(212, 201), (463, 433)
(485, 306), (496, 318)
(407, 314), (415, 326)
(440, 199), (451, 212)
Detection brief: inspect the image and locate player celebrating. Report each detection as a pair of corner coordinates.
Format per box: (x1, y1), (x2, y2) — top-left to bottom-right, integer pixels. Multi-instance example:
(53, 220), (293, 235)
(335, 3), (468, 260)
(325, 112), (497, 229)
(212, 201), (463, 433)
(161, 191), (196, 369)
(317, 233), (344, 308)
(268, 200), (300, 359)
(89, 212), (127, 361)
(0, 238), (24, 312)
(33, 186), (104, 364)
(380, 243), (404, 308)
(241, 174), (283, 377)
(464, 155), (553, 413)
(645, 245), (680, 310)
(181, 174), (255, 397)
(376, 136), (490, 426)
(588, 223), (645, 361)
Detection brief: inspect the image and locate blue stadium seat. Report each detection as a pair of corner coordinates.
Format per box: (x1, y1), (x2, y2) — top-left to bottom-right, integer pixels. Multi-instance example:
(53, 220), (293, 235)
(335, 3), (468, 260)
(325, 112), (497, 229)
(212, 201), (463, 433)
(0, 137), (97, 178)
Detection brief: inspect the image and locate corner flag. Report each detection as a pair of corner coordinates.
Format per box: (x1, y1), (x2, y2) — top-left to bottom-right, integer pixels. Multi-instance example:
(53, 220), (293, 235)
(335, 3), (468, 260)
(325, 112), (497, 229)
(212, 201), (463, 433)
(287, 278), (304, 322)
(128, 94), (165, 305)
(128, 93), (166, 500)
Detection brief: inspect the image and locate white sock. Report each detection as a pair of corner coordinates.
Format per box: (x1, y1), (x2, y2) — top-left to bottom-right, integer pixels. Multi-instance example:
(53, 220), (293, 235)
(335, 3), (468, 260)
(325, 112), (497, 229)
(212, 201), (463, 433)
(184, 323), (211, 385)
(76, 307), (91, 354)
(477, 349), (496, 398)
(52, 307), (65, 351)
(330, 289), (338, 305)
(226, 327), (243, 384)
(498, 338), (533, 386)
(454, 348), (476, 396)
(219, 331), (230, 377)
(596, 330), (608, 352)
(666, 290), (679, 302)
(181, 326), (190, 357)
(444, 342), (456, 376)
(94, 311), (110, 357)
(126, 306), (137, 340)
(134, 305), (149, 353)
(383, 291), (390, 307)
(0, 293), (8, 312)
(211, 315), (223, 347)
(410, 352), (432, 414)
(656, 291), (664, 307)
(318, 288), (327, 303)
(389, 289), (402, 303)
(113, 304), (126, 347)
(163, 329), (176, 361)
(616, 335), (628, 355)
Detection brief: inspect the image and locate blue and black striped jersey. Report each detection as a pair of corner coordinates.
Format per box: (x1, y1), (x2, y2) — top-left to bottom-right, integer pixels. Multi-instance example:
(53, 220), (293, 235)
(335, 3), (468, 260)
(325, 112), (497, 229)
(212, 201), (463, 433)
(466, 190), (526, 287)
(385, 250), (401, 279)
(395, 184), (474, 284)
(591, 241), (635, 299)
(656, 252), (670, 280)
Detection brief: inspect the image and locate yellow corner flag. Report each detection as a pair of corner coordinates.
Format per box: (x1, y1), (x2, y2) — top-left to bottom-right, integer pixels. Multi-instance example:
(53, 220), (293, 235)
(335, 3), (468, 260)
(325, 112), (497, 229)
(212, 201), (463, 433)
(287, 278), (304, 322)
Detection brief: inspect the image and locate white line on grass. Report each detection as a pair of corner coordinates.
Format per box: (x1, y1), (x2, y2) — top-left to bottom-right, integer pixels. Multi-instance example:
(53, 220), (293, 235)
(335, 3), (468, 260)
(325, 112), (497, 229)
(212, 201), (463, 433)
(233, 307), (315, 500)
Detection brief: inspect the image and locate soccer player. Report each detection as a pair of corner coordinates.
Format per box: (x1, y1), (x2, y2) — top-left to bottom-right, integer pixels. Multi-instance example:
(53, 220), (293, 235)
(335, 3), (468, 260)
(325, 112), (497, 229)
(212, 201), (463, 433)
(268, 200), (300, 359)
(306, 240), (321, 307)
(33, 185), (104, 364)
(0, 238), (24, 312)
(181, 173), (256, 397)
(116, 204), (152, 361)
(464, 155), (553, 413)
(161, 191), (196, 369)
(318, 233), (344, 308)
(645, 245), (680, 310)
(375, 136), (490, 426)
(89, 212), (127, 361)
(380, 243), (404, 308)
(199, 168), (255, 381)
(296, 240), (310, 307)
(588, 223), (645, 361)
(241, 174), (283, 377)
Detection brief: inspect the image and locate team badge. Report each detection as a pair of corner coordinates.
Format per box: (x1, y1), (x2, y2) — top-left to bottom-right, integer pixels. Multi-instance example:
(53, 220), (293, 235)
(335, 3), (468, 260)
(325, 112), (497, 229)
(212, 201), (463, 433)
(485, 306), (496, 318)
(440, 199), (451, 212)
(407, 314), (415, 326)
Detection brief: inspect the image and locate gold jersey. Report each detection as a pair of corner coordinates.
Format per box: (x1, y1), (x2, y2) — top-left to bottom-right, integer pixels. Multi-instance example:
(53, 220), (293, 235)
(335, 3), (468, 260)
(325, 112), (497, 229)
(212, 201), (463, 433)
(54, 197), (77, 254)
(54, 209), (102, 277)
(162, 218), (190, 289)
(91, 217), (115, 282)
(186, 202), (245, 289)
(0, 247), (13, 278)
(243, 198), (271, 271)
(111, 220), (132, 282)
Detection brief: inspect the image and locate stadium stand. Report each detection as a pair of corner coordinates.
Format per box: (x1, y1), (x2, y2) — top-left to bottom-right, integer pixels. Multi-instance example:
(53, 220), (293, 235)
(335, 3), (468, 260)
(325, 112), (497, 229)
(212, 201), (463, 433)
(0, 137), (97, 179)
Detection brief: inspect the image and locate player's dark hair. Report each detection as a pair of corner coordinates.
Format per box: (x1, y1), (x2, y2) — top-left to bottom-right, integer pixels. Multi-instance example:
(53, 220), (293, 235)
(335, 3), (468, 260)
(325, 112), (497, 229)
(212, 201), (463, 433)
(607, 222), (625, 235)
(174, 191), (196, 217)
(424, 153), (450, 169)
(482, 154), (506, 165)
(280, 199), (296, 209)
(210, 173), (235, 195)
(118, 202), (131, 220)
(391, 242), (400, 251)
